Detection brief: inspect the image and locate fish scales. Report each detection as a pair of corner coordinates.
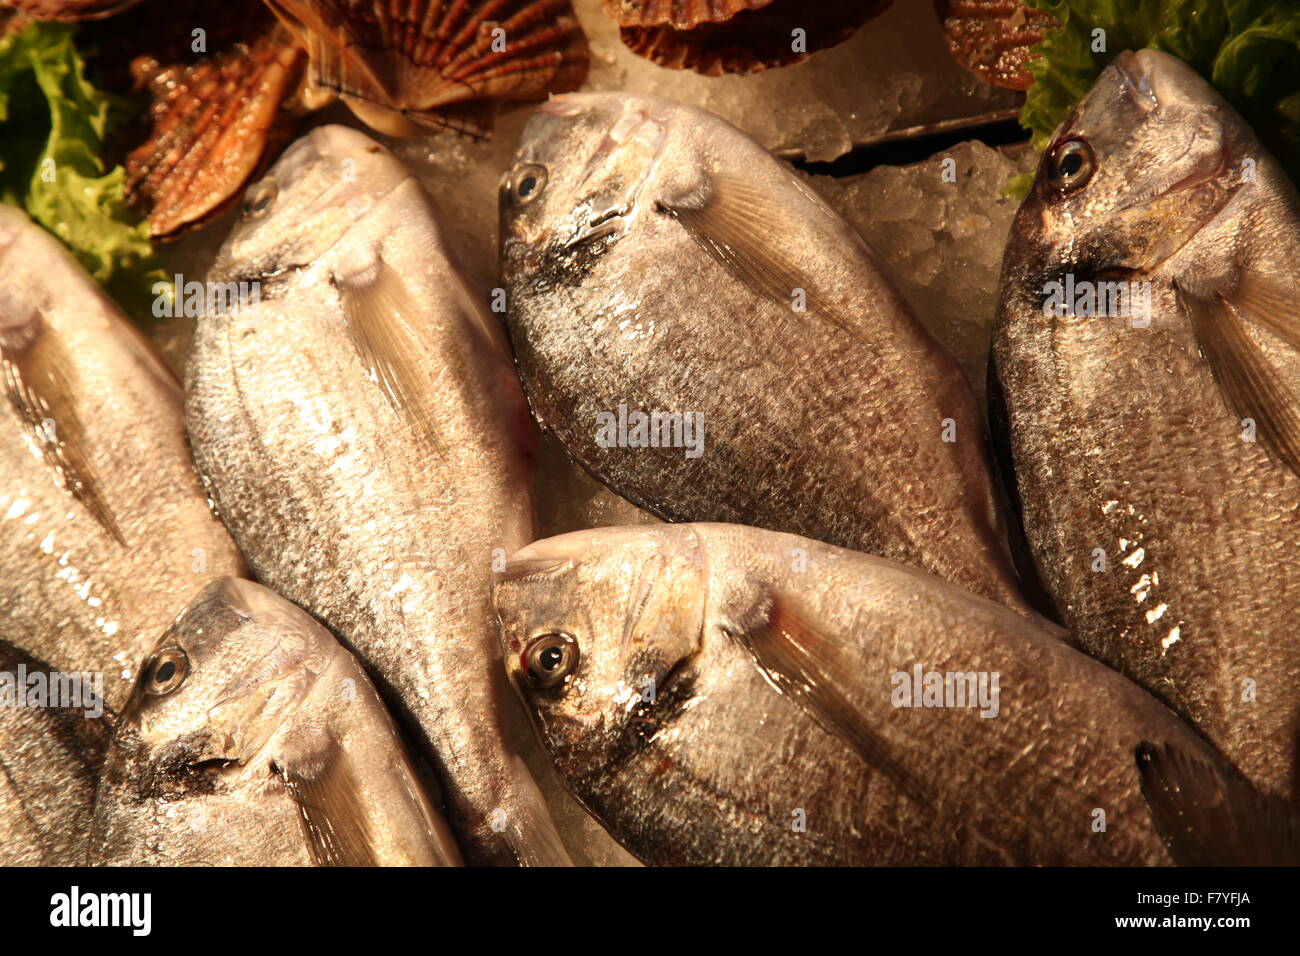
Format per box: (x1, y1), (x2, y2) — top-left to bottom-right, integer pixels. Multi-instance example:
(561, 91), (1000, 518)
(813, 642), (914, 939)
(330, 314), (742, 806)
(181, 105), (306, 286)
(991, 50), (1300, 797)
(185, 125), (570, 865)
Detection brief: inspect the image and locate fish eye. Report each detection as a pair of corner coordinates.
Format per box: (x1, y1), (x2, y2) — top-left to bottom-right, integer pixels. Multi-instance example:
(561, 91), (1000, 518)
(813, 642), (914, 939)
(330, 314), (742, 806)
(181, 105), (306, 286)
(144, 647), (189, 696)
(242, 181), (278, 219)
(522, 632), (579, 689)
(1046, 139), (1096, 193)
(511, 164), (548, 205)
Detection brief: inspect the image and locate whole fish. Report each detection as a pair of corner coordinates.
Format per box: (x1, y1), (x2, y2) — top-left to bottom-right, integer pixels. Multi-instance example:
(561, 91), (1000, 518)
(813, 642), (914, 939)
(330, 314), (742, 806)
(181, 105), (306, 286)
(0, 205), (246, 712)
(89, 577), (462, 866)
(493, 523), (1232, 866)
(186, 125), (569, 865)
(0, 640), (111, 866)
(498, 91), (1030, 613)
(990, 49), (1300, 797)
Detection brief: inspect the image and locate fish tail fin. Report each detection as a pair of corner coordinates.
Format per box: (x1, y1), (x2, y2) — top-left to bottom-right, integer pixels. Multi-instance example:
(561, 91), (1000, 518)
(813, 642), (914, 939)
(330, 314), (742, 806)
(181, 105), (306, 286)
(1136, 741), (1300, 866)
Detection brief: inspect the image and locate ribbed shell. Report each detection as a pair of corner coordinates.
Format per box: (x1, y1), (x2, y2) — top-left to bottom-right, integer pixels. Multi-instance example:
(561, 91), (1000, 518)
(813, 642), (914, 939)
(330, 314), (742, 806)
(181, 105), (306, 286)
(935, 0), (1059, 91)
(126, 22), (308, 238)
(602, 0), (773, 31)
(613, 0), (890, 76)
(265, 0), (590, 135)
(4, 0), (143, 20)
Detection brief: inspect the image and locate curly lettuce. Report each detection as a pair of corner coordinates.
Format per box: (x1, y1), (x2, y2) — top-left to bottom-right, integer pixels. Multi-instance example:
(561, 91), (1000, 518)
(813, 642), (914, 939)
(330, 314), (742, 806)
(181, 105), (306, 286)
(1007, 0), (1300, 198)
(0, 21), (162, 314)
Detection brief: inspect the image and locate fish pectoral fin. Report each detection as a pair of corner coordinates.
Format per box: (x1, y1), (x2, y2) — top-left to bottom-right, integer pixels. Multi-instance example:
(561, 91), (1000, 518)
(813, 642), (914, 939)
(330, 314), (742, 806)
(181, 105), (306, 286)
(1135, 741), (1300, 866)
(334, 261), (444, 454)
(1235, 270), (1300, 351)
(1, 331), (124, 545)
(724, 592), (932, 808)
(1180, 284), (1300, 480)
(274, 737), (379, 868)
(656, 172), (854, 336)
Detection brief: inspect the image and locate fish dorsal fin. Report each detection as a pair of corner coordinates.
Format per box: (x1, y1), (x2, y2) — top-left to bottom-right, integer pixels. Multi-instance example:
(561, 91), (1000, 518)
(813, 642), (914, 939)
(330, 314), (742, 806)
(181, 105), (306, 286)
(1179, 282), (1300, 479)
(657, 170), (856, 336)
(333, 260), (444, 455)
(275, 734), (379, 867)
(1136, 741), (1300, 866)
(1, 318), (124, 545)
(724, 592), (932, 808)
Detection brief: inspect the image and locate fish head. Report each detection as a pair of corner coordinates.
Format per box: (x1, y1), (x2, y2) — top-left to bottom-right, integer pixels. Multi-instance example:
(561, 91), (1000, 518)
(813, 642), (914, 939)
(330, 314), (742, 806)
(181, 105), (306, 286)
(500, 92), (692, 286)
(1011, 49), (1250, 282)
(493, 526), (708, 784)
(105, 577), (333, 796)
(210, 125), (412, 285)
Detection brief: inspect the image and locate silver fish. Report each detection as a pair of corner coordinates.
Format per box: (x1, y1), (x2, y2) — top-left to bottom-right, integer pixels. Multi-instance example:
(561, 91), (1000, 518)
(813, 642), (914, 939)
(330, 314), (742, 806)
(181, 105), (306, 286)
(89, 577), (462, 866)
(0, 205), (246, 713)
(499, 91), (1031, 613)
(492, 522), (1230, 866)
(0, 640), (111, 866)
(990, 49), (1300, 797)
(185, 125), (569, 865)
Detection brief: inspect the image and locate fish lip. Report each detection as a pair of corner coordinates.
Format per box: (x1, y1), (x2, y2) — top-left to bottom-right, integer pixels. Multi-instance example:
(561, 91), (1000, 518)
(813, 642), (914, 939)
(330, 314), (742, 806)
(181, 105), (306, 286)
(536, 93), (587, 118)
(498, 555), (574, 582)
(1111, 50), (1159, 110)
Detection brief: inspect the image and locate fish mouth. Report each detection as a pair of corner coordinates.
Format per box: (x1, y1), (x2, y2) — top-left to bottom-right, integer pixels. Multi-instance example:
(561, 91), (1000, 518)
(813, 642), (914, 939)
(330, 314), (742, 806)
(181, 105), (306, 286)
(536, 93), (589, 118)
(501, 528), (630, 580)
(1111, 51), (1159, 111)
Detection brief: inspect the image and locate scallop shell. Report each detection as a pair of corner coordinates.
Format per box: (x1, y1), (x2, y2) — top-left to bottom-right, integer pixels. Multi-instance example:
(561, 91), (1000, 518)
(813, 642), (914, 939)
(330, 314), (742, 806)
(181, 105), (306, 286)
(4, 0), (143, 20)
(264, 0), (590, 137)
(602, 0), (773, 31)
(125, 21), (308, 238)
(609, 0), (891, 75)
(935, 0), (1059, 91)
(1, 7), (33, 36)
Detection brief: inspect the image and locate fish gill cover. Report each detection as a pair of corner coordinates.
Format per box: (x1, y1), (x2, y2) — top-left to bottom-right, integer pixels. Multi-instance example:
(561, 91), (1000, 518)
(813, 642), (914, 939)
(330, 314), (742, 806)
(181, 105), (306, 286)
(0, 20), (163, 312)
(1006, 0), (1300, 197)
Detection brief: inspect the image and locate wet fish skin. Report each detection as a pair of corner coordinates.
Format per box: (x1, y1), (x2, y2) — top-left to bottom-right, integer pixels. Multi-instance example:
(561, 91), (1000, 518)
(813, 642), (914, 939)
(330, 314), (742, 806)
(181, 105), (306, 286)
(990, 49), (1300, 796)
(0, 641), (111, 866)
(493, 522), (1223, 866)
(186, 125), (569, 865)
(0, 205), (246, 713)
(499, 91), (1029, 614)
(89, 577), (462, 866)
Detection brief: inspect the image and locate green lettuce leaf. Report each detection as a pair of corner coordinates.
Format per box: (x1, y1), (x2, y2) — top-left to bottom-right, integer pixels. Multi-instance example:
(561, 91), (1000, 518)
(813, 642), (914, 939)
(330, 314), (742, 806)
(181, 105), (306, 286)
(0, 21), (163, 315)
(1011, 0), (1300, 197)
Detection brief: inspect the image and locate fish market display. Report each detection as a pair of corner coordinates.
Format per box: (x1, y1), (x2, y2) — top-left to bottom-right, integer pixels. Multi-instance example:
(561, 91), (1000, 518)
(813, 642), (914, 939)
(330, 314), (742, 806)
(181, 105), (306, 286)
(0, 640), (111, 866)
(185, 125), (568, 865)
(990, 49), (1300, 797)
(493, 522), (1232, 866)
(0, 204), (246, 713)
(3, 0), (1297, 877)
(89, 577), (462, 866)
(500, 91), (1029, 613)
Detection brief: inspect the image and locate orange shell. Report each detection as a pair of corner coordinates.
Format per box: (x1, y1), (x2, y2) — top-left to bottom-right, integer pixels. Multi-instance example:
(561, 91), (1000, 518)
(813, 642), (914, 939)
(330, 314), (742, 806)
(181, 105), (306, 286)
(602, 0), (773, 31)
(935, 0), (1059, 92)
(1, 7), (32, 36)
(612, 0), (891, 75)
(125, 22), (308, 239)
(264, 0), (590, 137)
(3, 0), (143, 20)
